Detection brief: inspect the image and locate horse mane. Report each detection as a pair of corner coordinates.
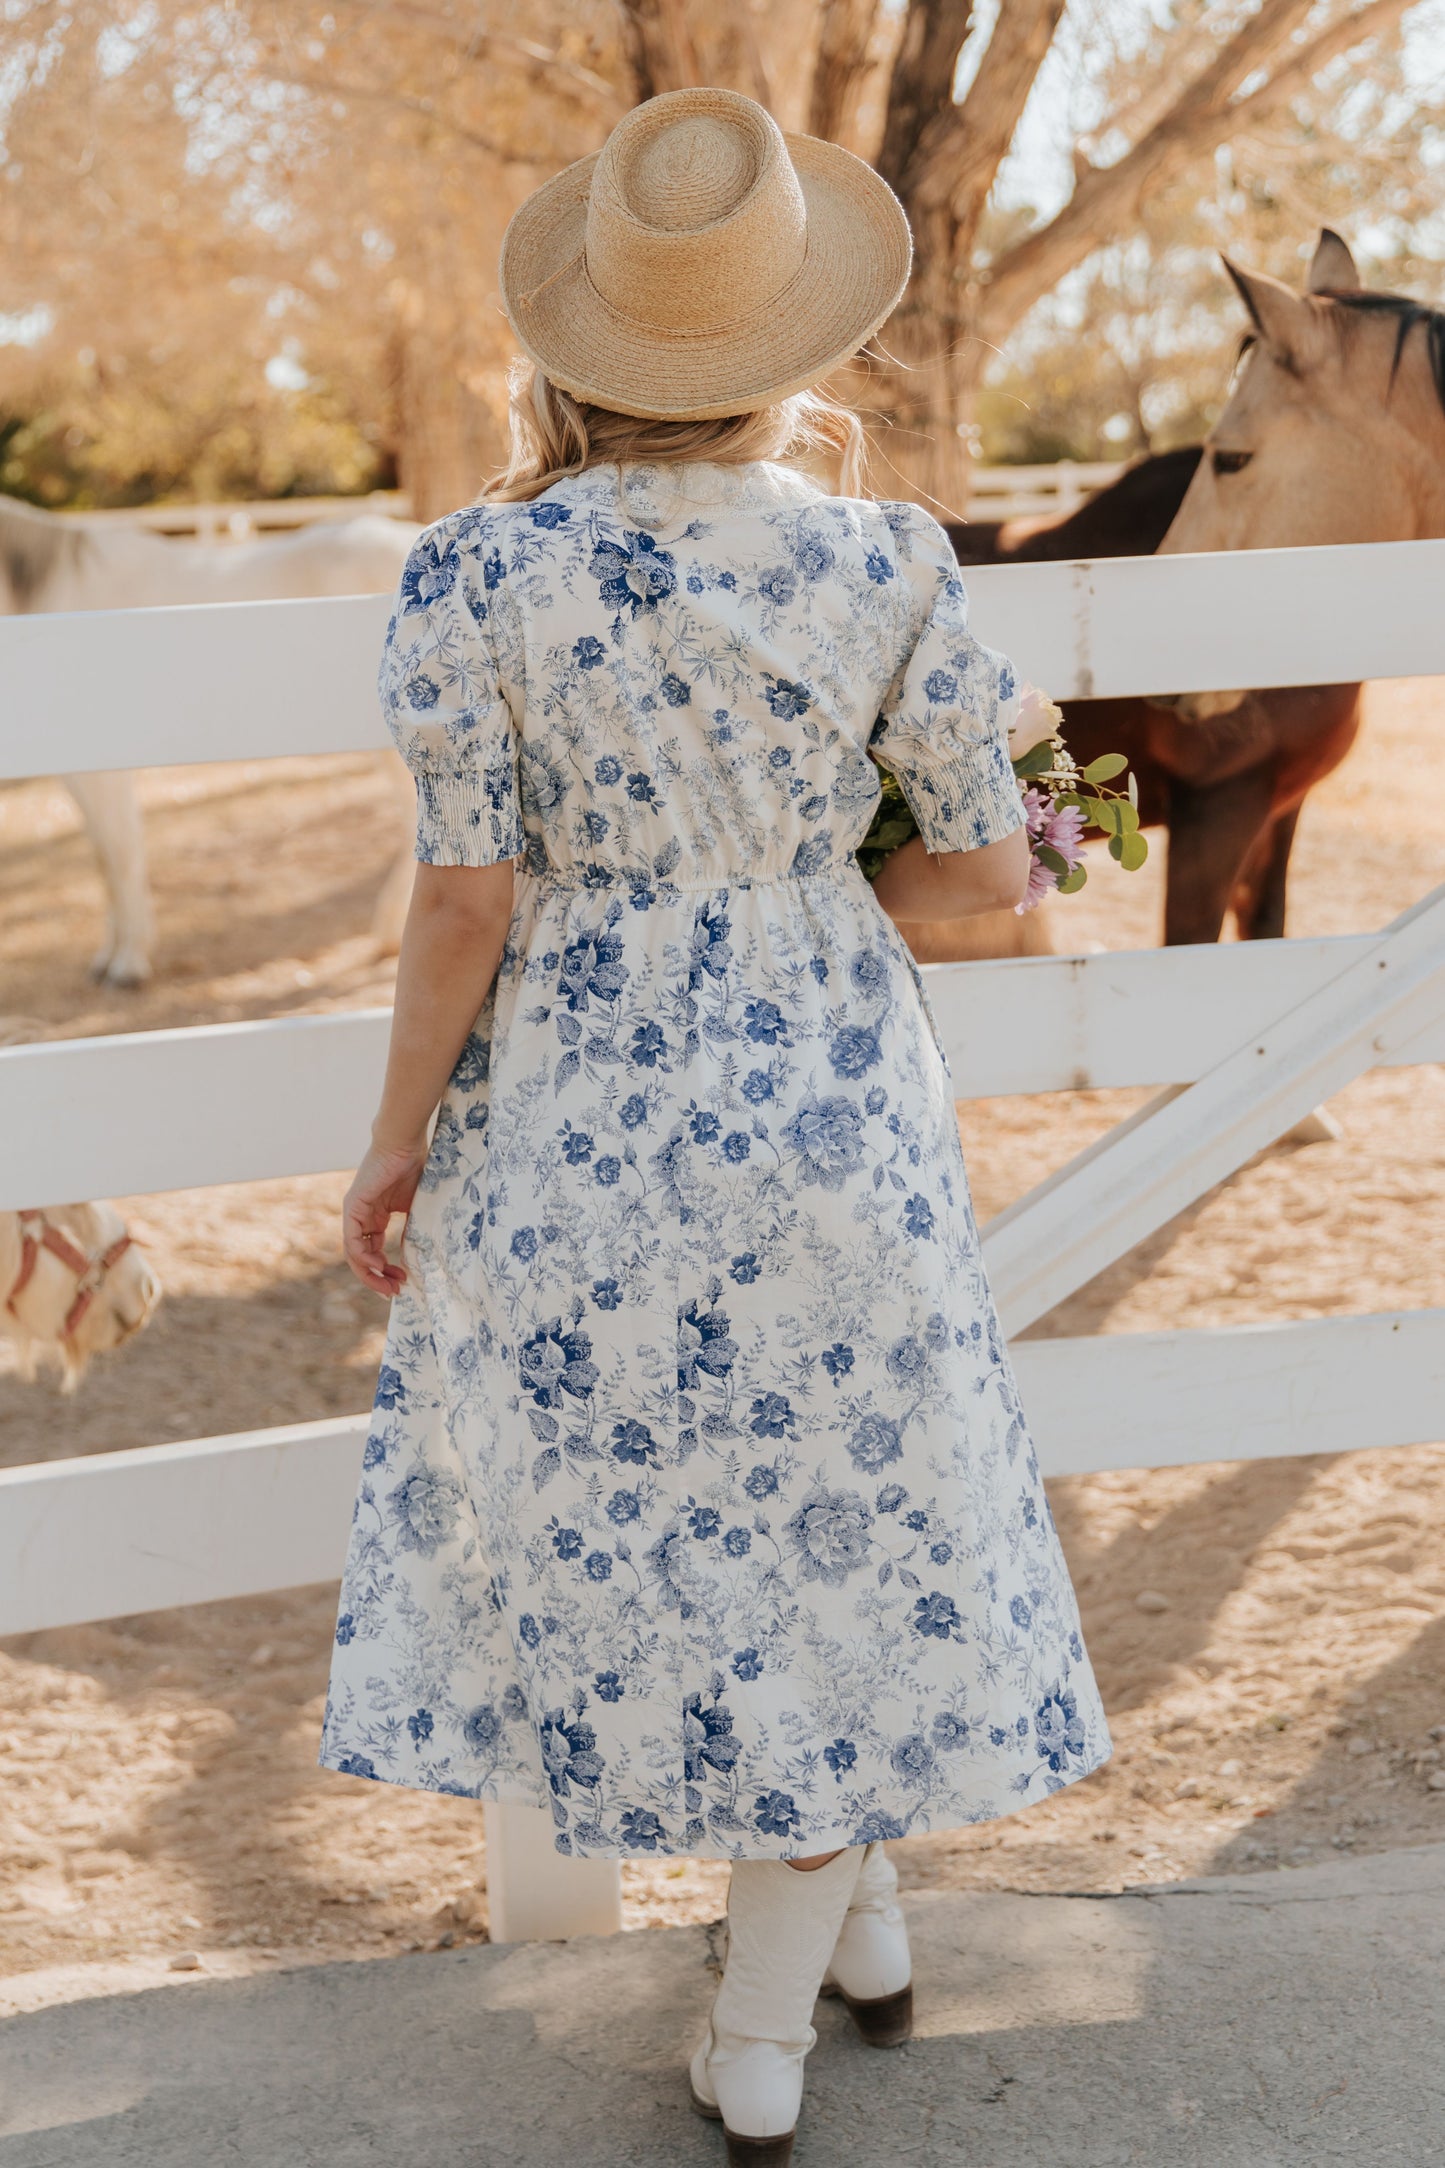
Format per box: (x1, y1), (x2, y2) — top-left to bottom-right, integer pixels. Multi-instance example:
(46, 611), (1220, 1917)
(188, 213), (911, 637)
(0, 495), (90, 610)
(1327, 289), (1445, 415)
(1235, 287), (1445, 419)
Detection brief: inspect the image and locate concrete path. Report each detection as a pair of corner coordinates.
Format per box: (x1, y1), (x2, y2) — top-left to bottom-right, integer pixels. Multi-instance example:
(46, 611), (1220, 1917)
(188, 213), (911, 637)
(3, 1843), (1442, 2168)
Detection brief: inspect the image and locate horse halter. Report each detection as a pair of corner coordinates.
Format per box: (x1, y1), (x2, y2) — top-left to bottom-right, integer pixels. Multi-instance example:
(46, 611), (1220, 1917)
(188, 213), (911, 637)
(5, 1208), (135, 1340)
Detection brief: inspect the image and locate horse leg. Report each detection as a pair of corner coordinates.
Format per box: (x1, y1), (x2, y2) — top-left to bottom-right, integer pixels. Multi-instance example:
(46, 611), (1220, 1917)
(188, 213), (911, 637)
(1163, 769), (1275, 947)
(1234, 805), (1301, 941)
(63, 771), (155, 986)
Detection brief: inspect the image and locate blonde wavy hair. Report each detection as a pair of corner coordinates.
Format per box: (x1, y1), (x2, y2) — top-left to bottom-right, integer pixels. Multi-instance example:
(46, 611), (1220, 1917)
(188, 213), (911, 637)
(482, 361), (871, 504)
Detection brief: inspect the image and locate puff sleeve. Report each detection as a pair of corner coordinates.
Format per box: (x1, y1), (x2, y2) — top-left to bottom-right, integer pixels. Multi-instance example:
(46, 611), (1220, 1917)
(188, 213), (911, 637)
(871, 505), (1026, 853)
(380, 520), (525, 868)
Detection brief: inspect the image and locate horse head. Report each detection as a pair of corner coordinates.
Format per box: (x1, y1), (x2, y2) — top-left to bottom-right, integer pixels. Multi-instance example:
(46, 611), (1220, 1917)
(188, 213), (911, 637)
(1157, 229), (1445, 720)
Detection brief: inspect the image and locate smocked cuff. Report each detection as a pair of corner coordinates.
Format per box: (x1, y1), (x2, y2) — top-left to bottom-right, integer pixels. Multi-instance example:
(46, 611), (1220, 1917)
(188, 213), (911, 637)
(413, 763), (525, 867)
(893, 739), (1025, 854)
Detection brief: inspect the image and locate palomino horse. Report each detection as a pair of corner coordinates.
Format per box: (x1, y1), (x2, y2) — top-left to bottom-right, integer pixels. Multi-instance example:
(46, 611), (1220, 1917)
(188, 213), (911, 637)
(0, 1020), (162, 1384)
(1, 498), (417, 984)
(1, 1199), (161, 1388)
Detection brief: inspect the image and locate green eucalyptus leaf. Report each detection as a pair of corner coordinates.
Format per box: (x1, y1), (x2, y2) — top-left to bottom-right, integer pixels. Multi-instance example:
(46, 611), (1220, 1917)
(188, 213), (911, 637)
(1108, 832), (1125, 861)
(1116, 798), (1140, 834)
(1056, 865), (1088, 894)
(1082, 752), (1129, 784)
(1011, 738), (1056, 779)
(1034, 842), (1070, 877)
(1119, 830), (1150, 871)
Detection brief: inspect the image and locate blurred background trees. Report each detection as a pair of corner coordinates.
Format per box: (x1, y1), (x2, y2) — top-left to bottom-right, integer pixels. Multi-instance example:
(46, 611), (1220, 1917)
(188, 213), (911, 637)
(1, 0), (1441, 517)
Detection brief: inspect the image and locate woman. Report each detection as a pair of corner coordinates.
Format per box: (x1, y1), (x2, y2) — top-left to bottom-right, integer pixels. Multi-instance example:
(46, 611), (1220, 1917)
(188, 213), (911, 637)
(322, 87), (1109, 2167)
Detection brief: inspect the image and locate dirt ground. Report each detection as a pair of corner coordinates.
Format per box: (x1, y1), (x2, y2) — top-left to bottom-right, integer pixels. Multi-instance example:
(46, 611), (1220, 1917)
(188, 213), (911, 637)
(1, 678), (1441, 2017)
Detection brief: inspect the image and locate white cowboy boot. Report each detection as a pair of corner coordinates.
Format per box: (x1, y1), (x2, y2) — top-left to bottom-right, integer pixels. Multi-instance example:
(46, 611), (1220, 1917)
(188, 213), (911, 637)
(690, 1847), (863, 2166)
(820, 1841), (913, 2046)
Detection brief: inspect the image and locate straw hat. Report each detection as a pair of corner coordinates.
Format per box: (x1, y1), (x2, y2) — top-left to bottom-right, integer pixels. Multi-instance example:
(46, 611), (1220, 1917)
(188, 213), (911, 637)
(499, 88), (912, 422)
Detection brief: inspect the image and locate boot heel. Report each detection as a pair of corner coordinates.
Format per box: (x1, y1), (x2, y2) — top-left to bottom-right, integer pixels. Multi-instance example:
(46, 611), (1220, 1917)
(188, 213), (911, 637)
(691, 2085), (796, 2165)
(723, 2132), (795, 2167)
(841, 1982), (913, 2048)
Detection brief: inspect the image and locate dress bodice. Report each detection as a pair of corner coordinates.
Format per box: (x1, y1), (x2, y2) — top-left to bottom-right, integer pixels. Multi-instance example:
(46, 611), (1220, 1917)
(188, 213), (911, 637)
(380, 459), (1024, 890)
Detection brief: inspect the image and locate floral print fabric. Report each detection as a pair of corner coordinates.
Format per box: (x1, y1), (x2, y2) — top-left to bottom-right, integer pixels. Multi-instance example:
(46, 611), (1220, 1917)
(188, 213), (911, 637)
(320, 458), (1110, 1857)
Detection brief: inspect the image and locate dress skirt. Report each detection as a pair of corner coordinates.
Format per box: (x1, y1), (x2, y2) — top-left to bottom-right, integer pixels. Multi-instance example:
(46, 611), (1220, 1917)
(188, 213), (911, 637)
(320, 859), (1111, 1857)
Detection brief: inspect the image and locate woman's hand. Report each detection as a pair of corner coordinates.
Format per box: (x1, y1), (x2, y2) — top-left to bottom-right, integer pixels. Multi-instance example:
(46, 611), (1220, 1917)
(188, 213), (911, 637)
(343, 1136), (429, 1296)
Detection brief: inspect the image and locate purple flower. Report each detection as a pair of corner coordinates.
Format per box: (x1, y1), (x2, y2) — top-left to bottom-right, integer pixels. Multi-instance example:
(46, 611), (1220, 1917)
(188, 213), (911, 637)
(1019, 787), (1088, 911)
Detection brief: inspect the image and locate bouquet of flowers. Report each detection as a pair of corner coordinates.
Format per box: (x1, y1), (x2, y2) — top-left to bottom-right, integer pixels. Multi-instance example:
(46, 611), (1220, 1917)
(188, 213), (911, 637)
(857, 685), (1148, 909)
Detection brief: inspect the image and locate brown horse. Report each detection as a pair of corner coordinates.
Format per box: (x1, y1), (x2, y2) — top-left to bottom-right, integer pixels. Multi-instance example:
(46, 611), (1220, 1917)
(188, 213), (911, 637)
(938, 229), (1443, 946)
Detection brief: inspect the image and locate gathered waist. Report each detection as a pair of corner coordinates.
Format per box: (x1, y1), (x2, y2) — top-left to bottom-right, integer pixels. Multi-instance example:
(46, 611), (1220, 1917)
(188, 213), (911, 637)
(519, 855), (867, 898)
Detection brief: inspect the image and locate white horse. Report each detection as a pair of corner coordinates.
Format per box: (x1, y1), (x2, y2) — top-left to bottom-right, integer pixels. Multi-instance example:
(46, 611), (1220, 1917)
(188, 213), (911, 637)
(1, 497), (418, 984)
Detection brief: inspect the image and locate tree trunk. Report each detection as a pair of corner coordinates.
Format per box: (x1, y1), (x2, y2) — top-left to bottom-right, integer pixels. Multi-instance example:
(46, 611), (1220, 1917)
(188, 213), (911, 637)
(862, 208), (980, 512)
(387, 280), (504, 523)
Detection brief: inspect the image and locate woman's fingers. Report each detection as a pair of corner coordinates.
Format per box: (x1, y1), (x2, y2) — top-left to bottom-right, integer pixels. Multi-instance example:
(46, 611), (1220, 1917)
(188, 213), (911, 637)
(343, 1192), (409, 1294)
(341, 1144), (428, 1295)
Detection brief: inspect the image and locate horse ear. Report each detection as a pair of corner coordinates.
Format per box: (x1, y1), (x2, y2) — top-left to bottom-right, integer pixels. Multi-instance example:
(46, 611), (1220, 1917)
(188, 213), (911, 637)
(1221, 257), (1321, 368)
(1307, 229), (1360, 294)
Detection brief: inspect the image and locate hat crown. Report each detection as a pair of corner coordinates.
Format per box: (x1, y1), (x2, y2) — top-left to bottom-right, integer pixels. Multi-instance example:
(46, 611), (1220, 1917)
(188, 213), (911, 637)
(586, 89), (807, 334)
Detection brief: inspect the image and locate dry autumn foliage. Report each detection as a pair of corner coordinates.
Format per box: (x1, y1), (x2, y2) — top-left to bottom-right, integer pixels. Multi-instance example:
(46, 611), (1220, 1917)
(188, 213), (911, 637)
(0, 0), (1438, 515)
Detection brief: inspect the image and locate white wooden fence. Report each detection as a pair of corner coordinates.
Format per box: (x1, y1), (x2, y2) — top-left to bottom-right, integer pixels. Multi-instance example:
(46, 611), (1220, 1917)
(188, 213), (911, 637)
(2, 538), (1443, 1942)
(66, 464), (1122, 542)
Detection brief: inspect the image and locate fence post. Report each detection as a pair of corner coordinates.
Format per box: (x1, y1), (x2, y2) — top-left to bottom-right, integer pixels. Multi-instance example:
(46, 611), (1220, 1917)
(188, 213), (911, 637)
(481, 1803), (623, 1942)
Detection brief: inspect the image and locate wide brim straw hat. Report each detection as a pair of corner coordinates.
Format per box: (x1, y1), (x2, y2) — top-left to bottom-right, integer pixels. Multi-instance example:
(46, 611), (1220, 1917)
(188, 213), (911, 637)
(499, 87), (912, 422)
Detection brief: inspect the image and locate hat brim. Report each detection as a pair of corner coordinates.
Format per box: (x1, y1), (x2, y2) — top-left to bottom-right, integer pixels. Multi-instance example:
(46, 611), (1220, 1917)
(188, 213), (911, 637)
(499, 132), (912, 422)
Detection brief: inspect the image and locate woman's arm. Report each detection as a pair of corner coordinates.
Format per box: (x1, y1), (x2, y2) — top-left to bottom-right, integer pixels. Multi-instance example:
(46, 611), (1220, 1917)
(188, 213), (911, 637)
(870, 825), (1030, 923)
(342, 860), (515, 1295)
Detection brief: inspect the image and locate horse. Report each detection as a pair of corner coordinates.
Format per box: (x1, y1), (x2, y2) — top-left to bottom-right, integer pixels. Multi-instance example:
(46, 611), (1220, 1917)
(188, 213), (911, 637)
(0, 1018), (162, 1385)
(1, 498), (418, 984)
(1, 1200), (161, 1388)
(930, 228), (1439, 950)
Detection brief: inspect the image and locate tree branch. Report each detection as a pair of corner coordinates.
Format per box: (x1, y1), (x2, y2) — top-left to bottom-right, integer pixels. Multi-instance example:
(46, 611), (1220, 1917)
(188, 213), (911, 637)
(977, 0), (1412, 340)
(808, 0), (880, 143)
(613, 0), (703, 102)
(269, 66), (522, 160)
(876, 0), (973, 194)
(908, 0), (1065, 226)
(322, 0), (623, 108)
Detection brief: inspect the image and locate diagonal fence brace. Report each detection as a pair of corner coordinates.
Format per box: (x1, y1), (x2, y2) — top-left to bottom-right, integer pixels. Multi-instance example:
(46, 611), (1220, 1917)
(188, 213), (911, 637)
(983, 884), (1445, 1337)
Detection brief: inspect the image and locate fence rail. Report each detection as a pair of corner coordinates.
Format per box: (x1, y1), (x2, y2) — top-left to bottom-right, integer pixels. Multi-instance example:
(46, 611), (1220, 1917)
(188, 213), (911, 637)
(6, 538), (1443, 785)
(3, 935), (1443, 1215)
(60, 466), (1125, 541)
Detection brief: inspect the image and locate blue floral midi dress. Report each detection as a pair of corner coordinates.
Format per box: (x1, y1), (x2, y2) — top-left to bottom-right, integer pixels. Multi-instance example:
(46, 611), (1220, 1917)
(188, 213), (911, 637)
(320, 457), (1111, 1857)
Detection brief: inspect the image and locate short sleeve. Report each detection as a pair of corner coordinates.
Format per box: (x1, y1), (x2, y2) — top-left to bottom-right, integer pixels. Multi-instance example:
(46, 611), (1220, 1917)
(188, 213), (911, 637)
(871, 505), (1025, 853)
(379, 520), (525, 868)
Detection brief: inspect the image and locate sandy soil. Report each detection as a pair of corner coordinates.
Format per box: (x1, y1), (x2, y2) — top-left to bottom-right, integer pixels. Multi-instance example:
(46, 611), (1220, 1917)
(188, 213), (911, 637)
(1, 679), (1441, 2015)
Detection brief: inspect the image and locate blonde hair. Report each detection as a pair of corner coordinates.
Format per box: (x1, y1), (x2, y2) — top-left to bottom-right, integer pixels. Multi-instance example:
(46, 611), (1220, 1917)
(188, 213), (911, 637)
(482, 361), (871, 504)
